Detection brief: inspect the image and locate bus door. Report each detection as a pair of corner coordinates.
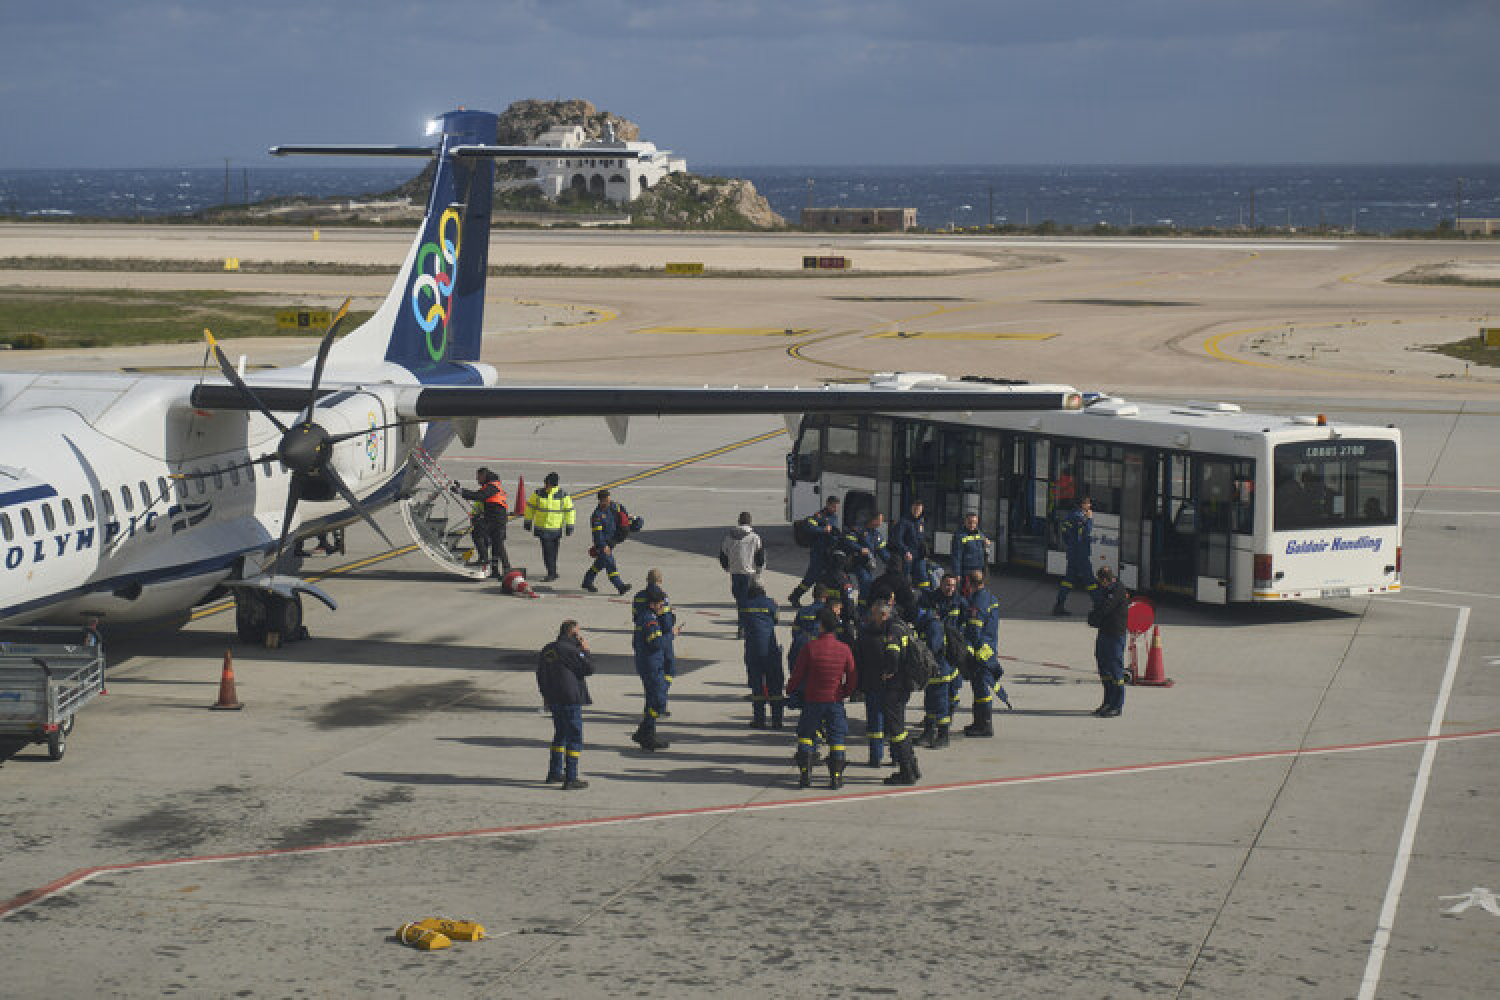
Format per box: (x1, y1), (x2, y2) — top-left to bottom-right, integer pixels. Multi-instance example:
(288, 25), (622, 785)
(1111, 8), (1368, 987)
(1156, 453), (1197, 596)
(1118, 449), (1146, 592)
(786, 418), (823, 521)
(1007, 435), (1049, 569)
(1195, 458), (1234, 605)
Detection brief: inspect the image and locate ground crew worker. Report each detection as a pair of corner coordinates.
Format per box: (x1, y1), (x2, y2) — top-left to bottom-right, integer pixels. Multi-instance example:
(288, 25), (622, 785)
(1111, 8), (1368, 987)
(1090, 566), (1130, 718)
(891, 499), (930, 590)
(843, 510), (888, 602)
(914, 602), (957, 749)
(633, 568), (680, 714)
(583, 489), (633, 595)
(536, 619), (593, 790)
(789, 496), (841, 607)
(789, 608), (859, 789)
(857, 599), (921, 786)
(951, 511), (991, 588)
(867, 561), (920, 625)
(739, 582), (784, 728)
(786, 584), (828, 676)
(631, 586), (671, 751)
(523, 472), (574, 582)
(925, 572), (967, 717)
(1053, 496), (1097, 615)
(962, 569), (1007, 737)
(453, 468), (510, 577)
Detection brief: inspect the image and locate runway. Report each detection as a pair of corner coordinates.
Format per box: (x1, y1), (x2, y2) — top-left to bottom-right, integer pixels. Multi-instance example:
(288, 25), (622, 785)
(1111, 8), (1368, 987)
(1, 227), (1498, 997)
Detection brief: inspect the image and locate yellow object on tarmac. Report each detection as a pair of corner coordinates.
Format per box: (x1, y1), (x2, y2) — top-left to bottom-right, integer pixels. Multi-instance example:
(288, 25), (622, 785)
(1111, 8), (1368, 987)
(413, 917), (487, 942)
(397, 922), (453, 950)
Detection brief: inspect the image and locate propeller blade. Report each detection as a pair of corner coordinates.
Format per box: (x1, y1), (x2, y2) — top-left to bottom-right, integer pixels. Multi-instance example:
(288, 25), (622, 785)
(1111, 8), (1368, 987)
(322, 465), (395, 550)
(323, 418), (422, 445)
(305, 298), (350, 416)
(204, 329), (288, 434)
(273, 474), (303, 569)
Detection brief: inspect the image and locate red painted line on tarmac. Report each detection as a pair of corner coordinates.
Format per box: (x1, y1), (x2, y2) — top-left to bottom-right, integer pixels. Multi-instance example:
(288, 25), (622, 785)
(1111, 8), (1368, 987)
(5, 726), (1497, 920)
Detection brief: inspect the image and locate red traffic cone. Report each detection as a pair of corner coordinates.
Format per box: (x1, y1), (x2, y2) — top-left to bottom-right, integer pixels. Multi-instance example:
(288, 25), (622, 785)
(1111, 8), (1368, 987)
(211, 650), (244, 710)
(1137, 626), (1174, 687)
(516, 475), (526, 515)
(502, 569), (539, 599)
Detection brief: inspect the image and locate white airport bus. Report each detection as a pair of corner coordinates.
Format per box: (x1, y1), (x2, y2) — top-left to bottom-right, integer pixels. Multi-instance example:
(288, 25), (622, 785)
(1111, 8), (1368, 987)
(785, 374), (1402, 604)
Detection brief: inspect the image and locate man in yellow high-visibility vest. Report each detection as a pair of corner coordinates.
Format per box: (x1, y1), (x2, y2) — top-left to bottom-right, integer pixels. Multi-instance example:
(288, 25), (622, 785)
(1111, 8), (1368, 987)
(523, 472), (576, 582)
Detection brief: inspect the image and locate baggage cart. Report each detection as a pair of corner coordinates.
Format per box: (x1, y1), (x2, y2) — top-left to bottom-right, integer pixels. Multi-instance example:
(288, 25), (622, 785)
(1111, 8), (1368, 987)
(0, 627), (105, 761)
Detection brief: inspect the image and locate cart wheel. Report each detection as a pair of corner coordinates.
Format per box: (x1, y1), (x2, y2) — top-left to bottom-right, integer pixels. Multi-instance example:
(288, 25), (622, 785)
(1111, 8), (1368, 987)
(47, 716), (74, 761)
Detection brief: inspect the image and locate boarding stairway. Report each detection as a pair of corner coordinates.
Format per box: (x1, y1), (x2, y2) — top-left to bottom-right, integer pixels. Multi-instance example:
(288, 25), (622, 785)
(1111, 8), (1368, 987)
(396, 446), (491, 580)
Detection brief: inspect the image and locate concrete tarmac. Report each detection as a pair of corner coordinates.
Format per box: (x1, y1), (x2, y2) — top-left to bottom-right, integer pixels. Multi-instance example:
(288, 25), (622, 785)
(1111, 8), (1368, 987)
(1, 227), (1498, 998)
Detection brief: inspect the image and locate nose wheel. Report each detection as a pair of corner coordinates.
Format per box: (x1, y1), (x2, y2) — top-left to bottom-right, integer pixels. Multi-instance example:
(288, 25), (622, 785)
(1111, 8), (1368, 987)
(234, 590), (305, 646)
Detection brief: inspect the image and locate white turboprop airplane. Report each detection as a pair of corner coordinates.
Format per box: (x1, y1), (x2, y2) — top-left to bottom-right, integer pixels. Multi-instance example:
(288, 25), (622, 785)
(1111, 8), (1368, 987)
(0, 108), (1081, 643)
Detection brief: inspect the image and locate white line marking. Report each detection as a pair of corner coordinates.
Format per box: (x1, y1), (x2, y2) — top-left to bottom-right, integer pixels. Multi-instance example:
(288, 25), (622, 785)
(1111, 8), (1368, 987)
(1357, 604), (1470, 1000)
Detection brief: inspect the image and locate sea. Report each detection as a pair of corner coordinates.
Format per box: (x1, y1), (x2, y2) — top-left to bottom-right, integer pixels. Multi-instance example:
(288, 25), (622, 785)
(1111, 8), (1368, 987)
(1, 164), (1496, 234)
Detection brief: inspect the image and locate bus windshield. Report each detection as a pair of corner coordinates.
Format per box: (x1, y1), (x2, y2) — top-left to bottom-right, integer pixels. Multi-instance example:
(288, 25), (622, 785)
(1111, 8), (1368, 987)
(1273, 439), (1397, 531)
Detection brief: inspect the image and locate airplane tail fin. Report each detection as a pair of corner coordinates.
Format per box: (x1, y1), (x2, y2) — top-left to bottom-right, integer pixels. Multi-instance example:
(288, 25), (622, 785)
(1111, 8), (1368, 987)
(299, 110), (497, 380)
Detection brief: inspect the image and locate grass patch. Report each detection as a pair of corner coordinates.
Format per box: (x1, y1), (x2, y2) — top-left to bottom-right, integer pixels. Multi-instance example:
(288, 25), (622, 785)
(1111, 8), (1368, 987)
(0, 289), (372, 349)
(1424, 334), (1500, 370)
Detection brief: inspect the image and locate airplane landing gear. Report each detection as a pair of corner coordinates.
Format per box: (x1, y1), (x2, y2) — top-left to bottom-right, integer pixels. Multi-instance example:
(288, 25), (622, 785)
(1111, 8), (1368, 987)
(234, 591), (305, 646)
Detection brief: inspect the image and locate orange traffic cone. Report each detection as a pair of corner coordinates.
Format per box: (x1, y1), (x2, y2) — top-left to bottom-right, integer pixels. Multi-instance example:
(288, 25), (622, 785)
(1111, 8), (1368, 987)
(502, 569), (539, 599)
(211, 650), (244, 710)
(1136, 626), (1174, 687)
(516, 475), (526, 516)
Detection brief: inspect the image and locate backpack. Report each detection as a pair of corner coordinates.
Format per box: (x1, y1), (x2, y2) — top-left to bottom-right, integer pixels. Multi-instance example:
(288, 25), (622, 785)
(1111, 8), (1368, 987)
(942, 620), (974, 680)
(792, 516), (816, 548)
(611, 503), (642, 542)
(893, 620), (940, 687)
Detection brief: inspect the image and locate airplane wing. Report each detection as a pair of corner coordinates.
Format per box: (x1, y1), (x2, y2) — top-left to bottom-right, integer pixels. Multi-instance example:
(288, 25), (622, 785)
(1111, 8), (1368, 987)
(188, 381), (1083, 418)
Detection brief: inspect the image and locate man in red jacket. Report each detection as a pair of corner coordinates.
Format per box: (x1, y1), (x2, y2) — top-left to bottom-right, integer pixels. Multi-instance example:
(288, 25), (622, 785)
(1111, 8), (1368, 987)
(788, 608), (859, 789)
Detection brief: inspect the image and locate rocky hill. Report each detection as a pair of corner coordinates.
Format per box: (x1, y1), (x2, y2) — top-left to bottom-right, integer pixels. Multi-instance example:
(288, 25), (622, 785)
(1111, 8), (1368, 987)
(496, 99), (639, 145)
(629, 174), (785, 230)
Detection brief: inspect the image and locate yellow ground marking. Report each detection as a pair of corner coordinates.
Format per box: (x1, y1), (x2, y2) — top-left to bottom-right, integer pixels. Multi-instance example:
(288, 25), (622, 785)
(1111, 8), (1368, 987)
(635, 326), (815, 336)
(188, 428), (786, 622)
(867, 331), (1058, 341)
(1201, 314), (1500, 383)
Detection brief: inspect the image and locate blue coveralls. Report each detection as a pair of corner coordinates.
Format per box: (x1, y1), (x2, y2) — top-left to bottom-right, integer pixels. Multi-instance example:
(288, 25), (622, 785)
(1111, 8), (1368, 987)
(844, 524), (888, 601)
(951, 528), (990, 579)
(924, 588), (968, 712)
(632, 607), (668, 722)
(634, 588), (678, 711)
(919, 607), (959, 736)
(891, 512), (930, 590)
(795, 509), (841, 594)
(1054, 507), (1097, 612)
(739, 593), (783, 726)
(964, 586), (1009, 711)
(583, 503), (629, 594)
(786, 600), (826, 687)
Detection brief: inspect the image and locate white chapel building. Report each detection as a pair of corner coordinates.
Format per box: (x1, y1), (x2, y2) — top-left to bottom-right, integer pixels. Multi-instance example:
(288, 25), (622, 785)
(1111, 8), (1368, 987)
(528, 123), (687, 204)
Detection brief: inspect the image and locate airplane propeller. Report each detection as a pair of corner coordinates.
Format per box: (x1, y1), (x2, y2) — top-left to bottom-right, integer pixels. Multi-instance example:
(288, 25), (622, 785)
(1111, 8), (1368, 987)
(202, 300), (395, 567)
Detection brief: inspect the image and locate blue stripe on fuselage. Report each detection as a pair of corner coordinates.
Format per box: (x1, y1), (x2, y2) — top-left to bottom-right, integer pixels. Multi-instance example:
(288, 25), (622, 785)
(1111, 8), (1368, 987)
(0, 484), (60, 508)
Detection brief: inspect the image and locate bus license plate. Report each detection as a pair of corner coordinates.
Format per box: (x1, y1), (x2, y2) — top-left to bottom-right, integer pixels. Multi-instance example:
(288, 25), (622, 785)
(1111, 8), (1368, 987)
(1321, 587), (1351, 599)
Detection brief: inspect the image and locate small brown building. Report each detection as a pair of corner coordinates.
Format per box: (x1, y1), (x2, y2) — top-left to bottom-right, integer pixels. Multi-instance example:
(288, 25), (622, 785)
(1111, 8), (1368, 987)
(801, 207), (917, 232)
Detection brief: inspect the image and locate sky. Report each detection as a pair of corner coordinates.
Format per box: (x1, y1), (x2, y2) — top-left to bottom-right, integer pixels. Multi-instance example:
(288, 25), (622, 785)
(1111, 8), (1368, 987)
(3, 0), (1499, 168)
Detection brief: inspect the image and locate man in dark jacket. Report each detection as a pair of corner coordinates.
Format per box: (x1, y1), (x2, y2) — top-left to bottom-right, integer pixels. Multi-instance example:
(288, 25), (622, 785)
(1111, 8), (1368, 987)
(739, 582), (784, 728)
(788, 609), (859, 789)
(856, 599), (922, 786)
(453, 467), (511, 578)
(536, 620), (594, 790)
(1090, 566), (1130, 718)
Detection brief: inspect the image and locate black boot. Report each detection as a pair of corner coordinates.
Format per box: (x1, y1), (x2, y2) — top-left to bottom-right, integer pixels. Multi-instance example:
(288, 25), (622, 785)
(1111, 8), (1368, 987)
(917, 718), (936, 749)
(909, 746), (922, 781)
(796, 751), (813, 788)
(934, 724), (950, 748)
(884, 748), (918, 785)
(770, 700), (785, 730)
(633, 716), (670, 752)
(963, 701), (994, 738)
(827, 756), (846, 790)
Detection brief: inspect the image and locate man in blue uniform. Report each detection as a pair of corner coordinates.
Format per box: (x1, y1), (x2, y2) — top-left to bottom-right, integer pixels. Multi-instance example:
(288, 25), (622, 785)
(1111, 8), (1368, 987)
(786, 584), (828, 678)
(856, 599), (922, 786)
(1053, 496), (1097, 615)
(633, 568), (680, 715)
(924, 571), (968, 725)
(582, 489), (633, 595)
(631, 587), (671, 751)
(951, 511), (991, 585)
(738, 582), (784, 728)
(789, 496), (841, 607)
(891, 499), (930, 591)
(1090, 566), (1130, 718)
(843, 510), (888, 603)
(962, 570), (1006, 737)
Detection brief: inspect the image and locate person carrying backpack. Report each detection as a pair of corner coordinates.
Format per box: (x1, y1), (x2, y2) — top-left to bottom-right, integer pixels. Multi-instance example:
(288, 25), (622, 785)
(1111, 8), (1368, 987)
(855, 599), (922, 786)
(789, 496), (841, 607)
(583, 489), (633, 596)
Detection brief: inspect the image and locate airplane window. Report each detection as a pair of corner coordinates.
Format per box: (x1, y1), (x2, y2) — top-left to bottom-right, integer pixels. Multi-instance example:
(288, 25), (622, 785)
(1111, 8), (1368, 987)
(157, 477), (169, 502)
(42, 504), (56, 532)
(62, 498), (75, 526)
(120, 487), (133, 513)
(21, 508), (35, 535)
(0, 512), (11, 542)
(102, 492), (115, 518)
(229, 465), (240, 486)
(195, 470), (206, 496)
(173, 478), (187, 503)
(262, 458), (273, 479)
(138, 482), (151, 508)
(212, 466), (224, 490)
(82, 495), (95, 521)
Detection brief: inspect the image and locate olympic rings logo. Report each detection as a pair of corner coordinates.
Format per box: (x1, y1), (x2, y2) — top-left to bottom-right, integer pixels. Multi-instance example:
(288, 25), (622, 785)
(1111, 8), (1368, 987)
(365, 413), (379, 465)
(410, 207), (462, 361)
